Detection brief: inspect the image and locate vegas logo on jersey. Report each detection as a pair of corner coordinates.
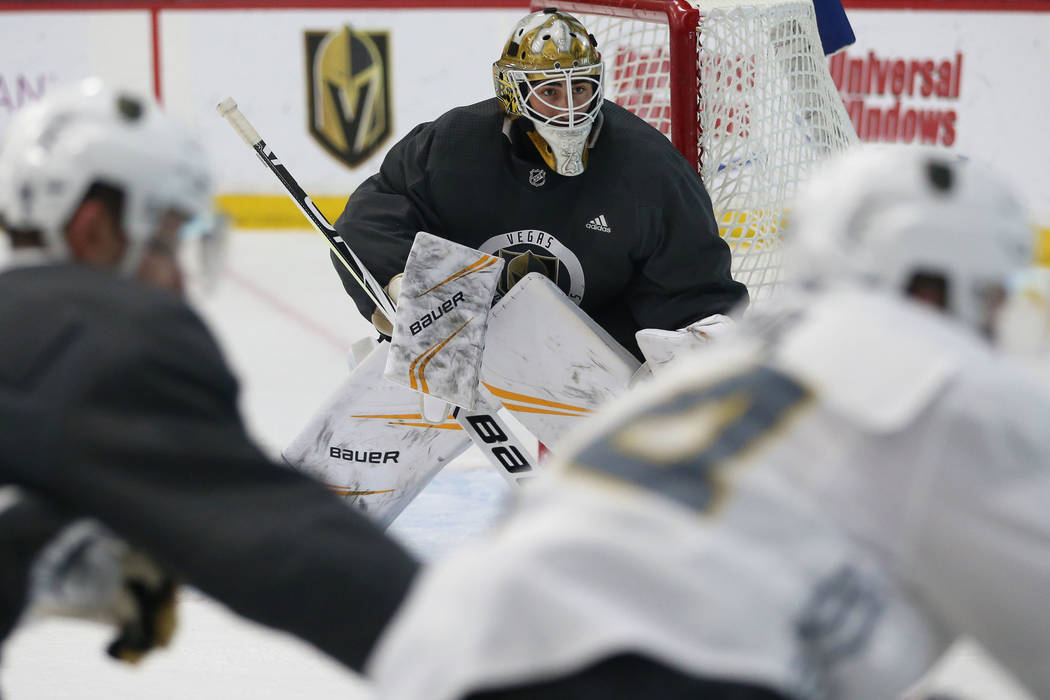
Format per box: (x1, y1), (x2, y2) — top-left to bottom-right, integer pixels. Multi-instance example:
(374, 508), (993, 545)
(479, 230), (585, 304)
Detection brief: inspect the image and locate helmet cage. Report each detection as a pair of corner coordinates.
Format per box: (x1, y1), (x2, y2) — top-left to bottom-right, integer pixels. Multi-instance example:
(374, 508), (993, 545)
(507, 67), (603, 129)
(492, 9), (603, 123)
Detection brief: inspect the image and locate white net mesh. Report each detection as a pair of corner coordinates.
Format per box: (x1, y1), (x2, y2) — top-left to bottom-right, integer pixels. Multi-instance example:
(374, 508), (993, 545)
(579, 1), (857, 301)
(604, 24), (675, 139)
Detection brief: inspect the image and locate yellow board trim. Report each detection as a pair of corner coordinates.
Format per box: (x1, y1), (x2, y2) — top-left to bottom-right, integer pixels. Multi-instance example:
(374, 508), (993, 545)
(215, 193), (348, 230)
(1036, 225), (1050, 267)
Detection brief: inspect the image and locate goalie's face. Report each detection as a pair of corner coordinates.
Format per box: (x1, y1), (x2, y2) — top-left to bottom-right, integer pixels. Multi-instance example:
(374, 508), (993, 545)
(525, 77), (599, 125)
(492, 10), (604, 176)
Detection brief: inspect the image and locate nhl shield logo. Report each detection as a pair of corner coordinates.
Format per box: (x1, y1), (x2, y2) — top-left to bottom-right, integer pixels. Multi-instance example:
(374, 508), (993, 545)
(306, 26), (392, 168)
(528, 168), (547, 187)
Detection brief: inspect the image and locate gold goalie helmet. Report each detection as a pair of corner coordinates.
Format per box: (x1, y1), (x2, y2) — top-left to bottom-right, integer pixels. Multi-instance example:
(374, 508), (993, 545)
(493, 8), (604, 176)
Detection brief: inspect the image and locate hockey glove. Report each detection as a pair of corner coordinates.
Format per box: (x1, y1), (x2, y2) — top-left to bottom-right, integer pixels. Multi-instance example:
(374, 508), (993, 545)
(0, 488), (68, 646)
(635, 314), (736, 373)
(25, 513), (179, 664)
(370, 273), (403, 339)
(681, 313), (735, 342)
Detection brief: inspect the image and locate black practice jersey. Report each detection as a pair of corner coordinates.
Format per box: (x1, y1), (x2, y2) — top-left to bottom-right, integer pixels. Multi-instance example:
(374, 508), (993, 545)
(0, 494), (70, 647)
(333, 98), (748, 356)
(0, 263), (417, 671)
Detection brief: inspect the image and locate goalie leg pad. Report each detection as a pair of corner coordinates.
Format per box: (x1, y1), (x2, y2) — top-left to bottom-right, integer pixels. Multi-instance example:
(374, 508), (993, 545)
(481, 273), (640, 449)
(284, 342), (471, 529)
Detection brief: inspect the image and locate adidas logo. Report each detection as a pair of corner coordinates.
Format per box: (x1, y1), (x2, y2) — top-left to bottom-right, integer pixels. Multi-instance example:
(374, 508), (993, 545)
(586, 214), (612, 233)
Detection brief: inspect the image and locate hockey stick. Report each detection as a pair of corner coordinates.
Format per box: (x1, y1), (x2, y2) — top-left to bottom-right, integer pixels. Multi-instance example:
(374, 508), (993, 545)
(217, 98), (540, 488)
(217, 98), (397, 325)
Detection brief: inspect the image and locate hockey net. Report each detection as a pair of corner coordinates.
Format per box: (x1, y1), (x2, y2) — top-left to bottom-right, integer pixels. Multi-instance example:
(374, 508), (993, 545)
(536, 0), (857, 301)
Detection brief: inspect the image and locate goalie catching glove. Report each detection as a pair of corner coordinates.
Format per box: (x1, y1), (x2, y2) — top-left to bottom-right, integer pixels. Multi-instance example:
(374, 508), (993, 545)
(681, 314), (735, 342)
(0, 489), (178, 664)
(635, 314), (736, 373)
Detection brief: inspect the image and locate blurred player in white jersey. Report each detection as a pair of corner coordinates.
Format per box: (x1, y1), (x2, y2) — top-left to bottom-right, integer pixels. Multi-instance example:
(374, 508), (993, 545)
(361, 147), (1050, 700)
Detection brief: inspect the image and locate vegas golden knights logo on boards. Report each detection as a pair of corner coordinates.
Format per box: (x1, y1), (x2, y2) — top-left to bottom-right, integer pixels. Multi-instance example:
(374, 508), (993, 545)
(305, 26), (392, 168)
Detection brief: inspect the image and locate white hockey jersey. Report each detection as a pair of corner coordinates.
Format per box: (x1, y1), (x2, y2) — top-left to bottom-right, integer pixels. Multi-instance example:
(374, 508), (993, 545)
(366, 288), (1050, 700)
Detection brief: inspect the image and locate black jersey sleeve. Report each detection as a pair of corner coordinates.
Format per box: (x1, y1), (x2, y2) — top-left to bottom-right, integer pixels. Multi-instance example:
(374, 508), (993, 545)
(0, 494), (72, 646)
(333, 121), (444, 319)
(626, 164), (749, 332)
(9, 300), (417, 671)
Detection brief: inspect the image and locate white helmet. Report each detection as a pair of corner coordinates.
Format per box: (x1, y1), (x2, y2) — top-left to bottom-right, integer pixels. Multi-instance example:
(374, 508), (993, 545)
(787, 146), (1033, 336)
(0, 77), (214, 276)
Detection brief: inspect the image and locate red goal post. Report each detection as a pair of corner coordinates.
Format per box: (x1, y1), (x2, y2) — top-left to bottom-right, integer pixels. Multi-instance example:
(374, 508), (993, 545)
(533, 0), (858, 301)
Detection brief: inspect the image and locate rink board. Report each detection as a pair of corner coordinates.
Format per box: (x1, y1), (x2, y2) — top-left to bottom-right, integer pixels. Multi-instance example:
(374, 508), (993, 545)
(0, 1), (1046, 231)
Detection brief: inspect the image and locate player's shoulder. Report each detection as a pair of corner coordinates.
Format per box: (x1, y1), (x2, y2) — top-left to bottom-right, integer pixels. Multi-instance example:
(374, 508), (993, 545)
(598, 101), (684, 155)
(426, 98), (504, 138)
(764, 288), (1006, 433)
(12, 263), (198, 325)
(943, 340), (1050, 433)
(0, 264), (226, 380)
(594, 101), (698, 188)
(555, 335), (779, 502)
(393, 99), (503, 161)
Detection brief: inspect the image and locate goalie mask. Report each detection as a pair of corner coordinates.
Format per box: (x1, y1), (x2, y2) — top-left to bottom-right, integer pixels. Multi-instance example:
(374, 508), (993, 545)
(493, 9), (603, 176)
(0, 78), (223, 284)
(787, 147), (1033, 338)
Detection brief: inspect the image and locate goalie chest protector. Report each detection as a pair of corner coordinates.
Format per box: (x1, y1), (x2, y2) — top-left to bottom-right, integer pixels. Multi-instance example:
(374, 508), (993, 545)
(338, 97), (744, 357)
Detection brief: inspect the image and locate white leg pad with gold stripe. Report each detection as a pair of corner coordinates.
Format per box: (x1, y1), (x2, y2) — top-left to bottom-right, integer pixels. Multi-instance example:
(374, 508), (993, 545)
(283, 340), (471, 530)
(481, 272), (640, 452)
